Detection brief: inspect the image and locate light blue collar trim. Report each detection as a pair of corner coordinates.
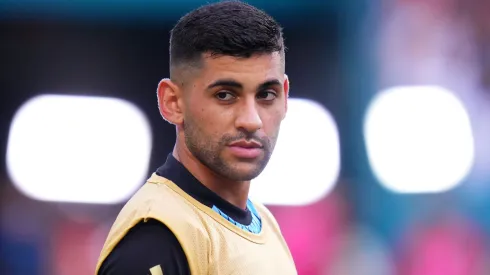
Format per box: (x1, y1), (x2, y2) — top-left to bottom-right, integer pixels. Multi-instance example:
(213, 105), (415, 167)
(211, 199), (262, 234)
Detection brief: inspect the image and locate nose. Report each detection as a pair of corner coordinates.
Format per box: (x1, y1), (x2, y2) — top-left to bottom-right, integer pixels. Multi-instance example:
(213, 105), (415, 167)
(235, 99), (263, 133)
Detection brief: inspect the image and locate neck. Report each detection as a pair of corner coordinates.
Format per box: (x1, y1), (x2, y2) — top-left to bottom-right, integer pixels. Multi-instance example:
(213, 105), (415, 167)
(172, 140), (250, 210)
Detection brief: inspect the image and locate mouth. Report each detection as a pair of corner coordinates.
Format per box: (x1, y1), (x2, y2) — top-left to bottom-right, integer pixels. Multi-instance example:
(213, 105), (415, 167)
(227, 140), (263, 159)
(228, 140), (263, 149)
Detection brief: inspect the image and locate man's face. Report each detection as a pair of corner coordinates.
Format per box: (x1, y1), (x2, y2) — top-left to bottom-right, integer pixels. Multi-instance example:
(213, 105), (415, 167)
(182, 52), (288, 181)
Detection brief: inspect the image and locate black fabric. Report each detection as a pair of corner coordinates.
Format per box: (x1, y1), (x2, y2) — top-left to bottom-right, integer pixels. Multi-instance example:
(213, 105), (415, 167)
(98, 154), (254, 275)
(98, 219), (190, 275)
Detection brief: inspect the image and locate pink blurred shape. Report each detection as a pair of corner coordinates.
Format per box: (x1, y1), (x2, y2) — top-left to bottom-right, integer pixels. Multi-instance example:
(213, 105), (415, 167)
(399, 215), (488, 275)
(52, 219), (108, 275)
(268, 191), (348, 275)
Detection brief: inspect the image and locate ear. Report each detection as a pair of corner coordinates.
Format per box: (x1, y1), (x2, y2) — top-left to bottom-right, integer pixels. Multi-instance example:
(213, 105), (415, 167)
(282, 74), (289, 119)
(157, 78), (184, 125)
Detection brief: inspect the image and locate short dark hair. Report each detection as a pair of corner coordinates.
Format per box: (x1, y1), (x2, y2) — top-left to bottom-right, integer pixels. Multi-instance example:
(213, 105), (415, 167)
(169, 1), (285, 79)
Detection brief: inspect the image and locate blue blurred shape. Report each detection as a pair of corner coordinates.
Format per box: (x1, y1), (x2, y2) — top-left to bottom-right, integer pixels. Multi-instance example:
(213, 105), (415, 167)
(0, 232), (40, 275)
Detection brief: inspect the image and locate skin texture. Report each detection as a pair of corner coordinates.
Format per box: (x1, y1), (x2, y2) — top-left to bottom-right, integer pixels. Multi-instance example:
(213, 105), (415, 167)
(157, 52), (289, 209)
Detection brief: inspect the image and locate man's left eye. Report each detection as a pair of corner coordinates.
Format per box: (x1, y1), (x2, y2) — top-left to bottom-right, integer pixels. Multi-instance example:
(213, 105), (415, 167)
(257, 91), (277, 101)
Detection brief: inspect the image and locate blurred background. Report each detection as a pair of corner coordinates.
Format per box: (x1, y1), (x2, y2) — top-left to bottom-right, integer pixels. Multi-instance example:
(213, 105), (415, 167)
(1, 0), (490, 274)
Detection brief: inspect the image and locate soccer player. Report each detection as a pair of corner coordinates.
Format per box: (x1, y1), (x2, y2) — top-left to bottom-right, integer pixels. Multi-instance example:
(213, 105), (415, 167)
(95, 1), (296, 274)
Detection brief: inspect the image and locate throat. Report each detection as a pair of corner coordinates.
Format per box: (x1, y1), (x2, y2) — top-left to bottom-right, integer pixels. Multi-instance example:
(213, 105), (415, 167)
(172, 146), (251, 210)
(208, 181), (250, 210)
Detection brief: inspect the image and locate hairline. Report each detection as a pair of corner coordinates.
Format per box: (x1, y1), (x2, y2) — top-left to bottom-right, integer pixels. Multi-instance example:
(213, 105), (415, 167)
(170, 50), (286, 86)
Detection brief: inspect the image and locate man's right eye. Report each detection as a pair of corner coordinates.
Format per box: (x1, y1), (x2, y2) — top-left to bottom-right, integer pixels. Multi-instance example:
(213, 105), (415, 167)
(215, 91), (236, 101)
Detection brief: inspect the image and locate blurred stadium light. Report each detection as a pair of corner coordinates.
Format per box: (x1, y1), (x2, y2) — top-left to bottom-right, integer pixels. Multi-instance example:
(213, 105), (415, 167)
(363, 85), (475, 194)
(6, 94), (152, 204)
(251, 98), (340, 205)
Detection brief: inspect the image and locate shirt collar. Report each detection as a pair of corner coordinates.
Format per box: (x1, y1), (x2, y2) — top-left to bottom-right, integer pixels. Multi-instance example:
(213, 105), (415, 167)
(156, 154), (252, 225)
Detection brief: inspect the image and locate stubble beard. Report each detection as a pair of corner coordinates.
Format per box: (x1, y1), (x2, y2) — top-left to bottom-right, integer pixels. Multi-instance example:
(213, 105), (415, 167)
(183, 117), (276, 182)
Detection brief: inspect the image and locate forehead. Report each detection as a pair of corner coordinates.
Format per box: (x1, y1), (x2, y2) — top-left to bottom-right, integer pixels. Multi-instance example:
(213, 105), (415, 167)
(196, 52), (284, 85)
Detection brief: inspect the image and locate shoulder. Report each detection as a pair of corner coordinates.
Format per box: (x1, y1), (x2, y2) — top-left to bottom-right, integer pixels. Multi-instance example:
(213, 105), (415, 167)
(98, 219), (190, 275)
(124, 180), (212, 254)
(98, 179), (211, 275)
(122, 178), (208, 233)
(141, 181), (212, 241)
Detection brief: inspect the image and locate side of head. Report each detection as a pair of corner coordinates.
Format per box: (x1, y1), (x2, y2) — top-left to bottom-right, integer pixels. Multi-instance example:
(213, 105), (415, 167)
(158, 1), (289, 182)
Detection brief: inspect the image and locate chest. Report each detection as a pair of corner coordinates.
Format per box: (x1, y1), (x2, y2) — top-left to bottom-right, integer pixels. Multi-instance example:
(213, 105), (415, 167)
(207, 229), (297, 275)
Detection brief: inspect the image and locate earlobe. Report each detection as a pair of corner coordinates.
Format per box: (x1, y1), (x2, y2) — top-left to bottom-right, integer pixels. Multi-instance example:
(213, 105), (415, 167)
(157, 78), (184, 125)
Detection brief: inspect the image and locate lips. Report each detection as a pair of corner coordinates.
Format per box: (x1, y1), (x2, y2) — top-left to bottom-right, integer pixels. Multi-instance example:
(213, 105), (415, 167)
(228, 140), (263, 148)
(228, 139), (263, 158)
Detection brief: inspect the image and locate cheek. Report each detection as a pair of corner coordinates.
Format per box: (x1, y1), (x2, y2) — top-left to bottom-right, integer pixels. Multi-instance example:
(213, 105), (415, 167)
(262, 109), (285, 137)
(187, 105), (224, 139)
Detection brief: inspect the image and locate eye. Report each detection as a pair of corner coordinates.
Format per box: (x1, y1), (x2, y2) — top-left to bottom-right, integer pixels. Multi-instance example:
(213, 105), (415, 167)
(256, 91), (277, 101)
(215, 91), (236, 101)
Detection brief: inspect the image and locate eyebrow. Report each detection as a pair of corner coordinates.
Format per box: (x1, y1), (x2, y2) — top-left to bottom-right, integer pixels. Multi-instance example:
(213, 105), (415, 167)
(206, 78), (281, 90)
(207, 79), (243, 89)
(258, 79), (281, 90)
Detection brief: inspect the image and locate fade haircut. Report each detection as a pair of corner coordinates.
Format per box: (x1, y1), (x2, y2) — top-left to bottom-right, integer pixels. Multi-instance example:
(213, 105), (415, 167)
(169, 1), (285, 82)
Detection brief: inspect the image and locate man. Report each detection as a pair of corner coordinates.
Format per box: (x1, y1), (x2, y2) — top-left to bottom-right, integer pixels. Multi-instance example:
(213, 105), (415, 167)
(96, 1), (296, 274)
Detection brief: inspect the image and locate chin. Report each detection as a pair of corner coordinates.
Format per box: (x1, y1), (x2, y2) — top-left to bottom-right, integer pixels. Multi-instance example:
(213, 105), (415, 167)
(227, 165), (264, 182)
(227, 174), (260, 182)
(215, 153), (268, 181)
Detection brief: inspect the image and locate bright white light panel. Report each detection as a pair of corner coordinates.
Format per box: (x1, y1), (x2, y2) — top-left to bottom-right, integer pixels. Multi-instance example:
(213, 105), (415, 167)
(251, 98), (341, 206)
(364, 86), (475, 193)
(6, 94), (153, 204)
